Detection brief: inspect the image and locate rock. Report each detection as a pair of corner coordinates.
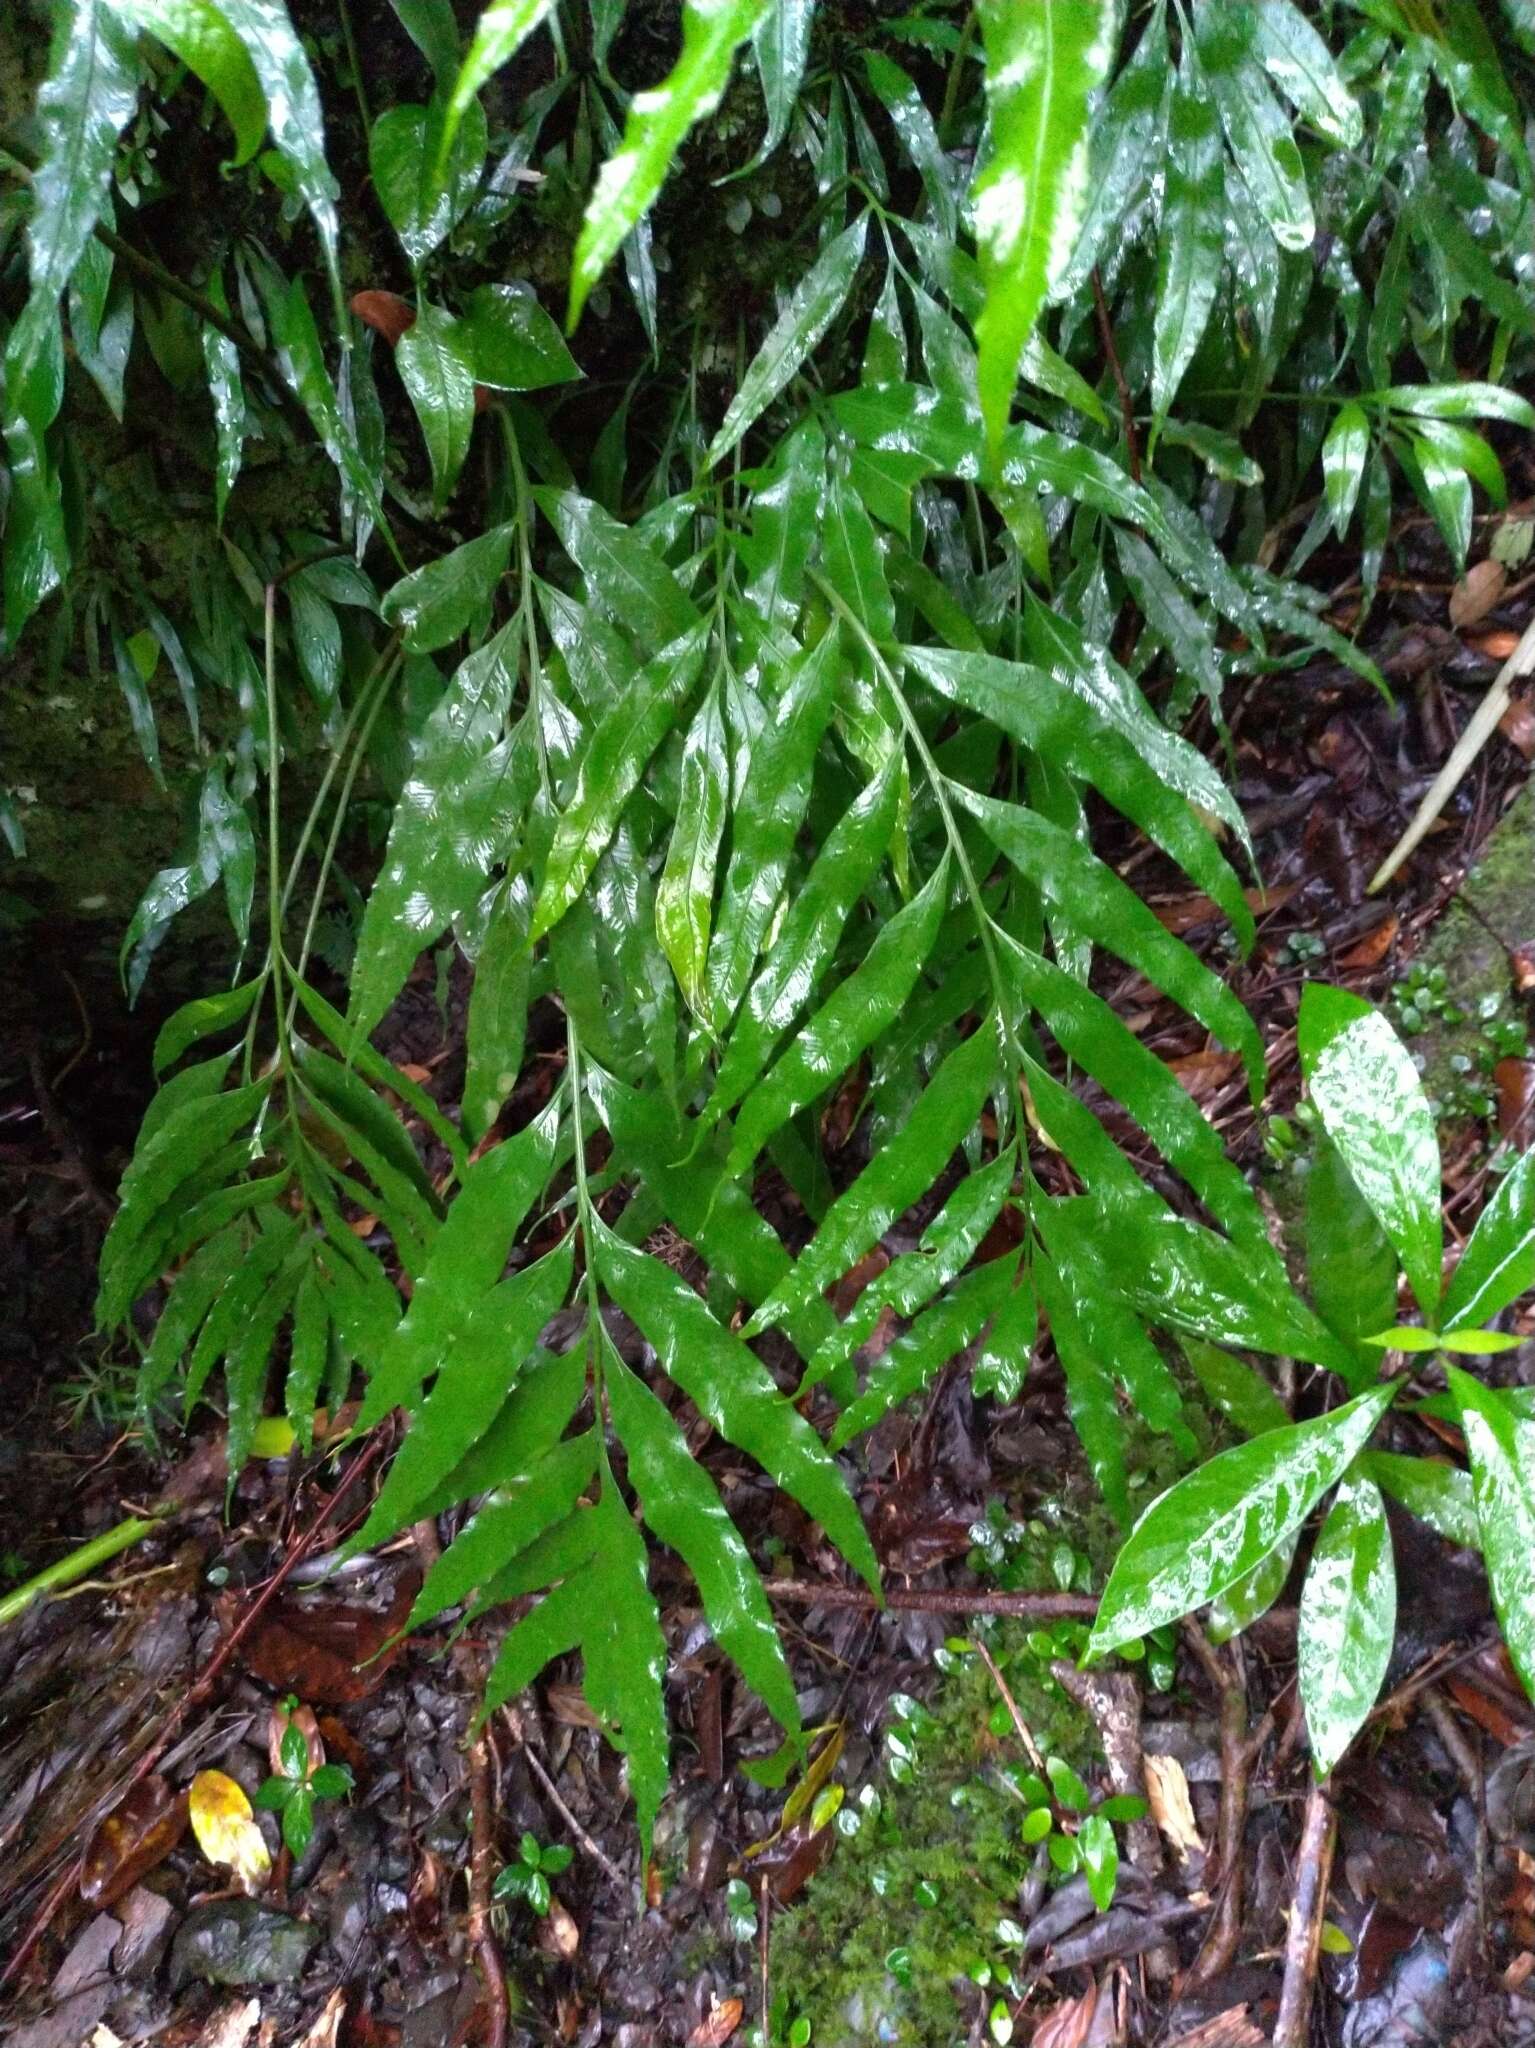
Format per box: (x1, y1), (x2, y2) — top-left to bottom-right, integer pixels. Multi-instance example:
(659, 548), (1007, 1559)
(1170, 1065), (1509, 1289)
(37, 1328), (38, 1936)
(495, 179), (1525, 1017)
(170, 1900), (320, 1988)
(50, 1916), (120, 1999)
(0, 1984), (112, 2048)
(112, 1888), (176, 1979)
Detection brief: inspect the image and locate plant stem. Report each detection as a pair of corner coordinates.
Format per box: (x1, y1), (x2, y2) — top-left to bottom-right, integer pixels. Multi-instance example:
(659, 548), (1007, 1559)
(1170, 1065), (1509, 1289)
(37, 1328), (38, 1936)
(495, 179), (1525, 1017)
(0, 1515), (162, 1631)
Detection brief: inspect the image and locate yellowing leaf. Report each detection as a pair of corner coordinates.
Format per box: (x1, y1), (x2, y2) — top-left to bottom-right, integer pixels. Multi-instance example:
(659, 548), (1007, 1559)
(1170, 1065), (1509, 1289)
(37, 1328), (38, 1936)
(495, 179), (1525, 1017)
(189, 1769), (272, 1891)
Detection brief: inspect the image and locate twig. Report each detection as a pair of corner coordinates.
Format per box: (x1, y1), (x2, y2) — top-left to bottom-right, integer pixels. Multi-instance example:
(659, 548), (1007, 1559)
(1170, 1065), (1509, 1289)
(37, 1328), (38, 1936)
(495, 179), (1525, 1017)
(93, 223), (262, 364)
(1183, 1623), (1253, 1987)
(1091, 268), (1142, 485)
(759, 1875), (772, 2043)
(0, 1435), (385, 1991)
(416, 1524), (507, 2048)
(1370, 611), (1535, 891)
(973, 1638), (1046, 1771)
(1273, 1779), (1336, 2048)
(764, 1580), (1098, 1621)
(515, 1722), (626, 1889)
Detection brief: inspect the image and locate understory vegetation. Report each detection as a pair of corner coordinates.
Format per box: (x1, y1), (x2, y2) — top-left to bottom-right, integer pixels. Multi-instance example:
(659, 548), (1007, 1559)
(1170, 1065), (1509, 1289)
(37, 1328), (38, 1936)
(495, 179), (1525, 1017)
(3, 0), (1535, 1890)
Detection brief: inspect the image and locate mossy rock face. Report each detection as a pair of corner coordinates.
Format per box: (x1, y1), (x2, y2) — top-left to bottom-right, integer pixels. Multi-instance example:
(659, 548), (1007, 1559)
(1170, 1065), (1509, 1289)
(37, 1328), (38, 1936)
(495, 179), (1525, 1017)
(1391, 782), (1535, 1115)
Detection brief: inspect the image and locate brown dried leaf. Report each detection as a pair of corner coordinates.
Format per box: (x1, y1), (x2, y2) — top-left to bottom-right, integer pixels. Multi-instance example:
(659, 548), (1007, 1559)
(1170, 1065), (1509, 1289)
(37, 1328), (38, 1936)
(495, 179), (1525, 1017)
(1499, 695), (1535, 761)
(1151, 885), (1294, 935)
(1032, 1983), (1098, 2048)
(1338, 914), (1398, 971)
(689, 1998), (744, 2048)
(1495, 1059), (1535, 1149)
(80, 1776), (189, 1909)
(1145, 1753), (1204, 1860)
(228, 1572), (418, 1704)
(1165, 2011), (1264, 2048)
(1470, 629), (1522, 661)
(1450, 558), (1507, 629)
(539, 1897), (581, 1961)
(1165, 1049), (1241, 1106)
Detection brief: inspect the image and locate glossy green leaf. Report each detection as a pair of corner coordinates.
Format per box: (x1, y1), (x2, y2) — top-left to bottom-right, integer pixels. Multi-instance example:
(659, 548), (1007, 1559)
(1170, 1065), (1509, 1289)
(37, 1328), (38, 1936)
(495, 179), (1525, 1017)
(1440, 1150), (1535, 1333)
(398, 302), (477, 507)
(534, 488), (699, 653)
(352, 1238), (575, 1548)
(1207, 1536), (1295, 1644)
(830, 1252), (1021, 1448)
(350, 626), (532, 1037)
(437, 0), (555, 182)
(152, 981), (261, 1076)
(706, 213), (868, 468)
(1450, 1368), (1535, 1703)
(355, 1100), (560, 1429)
(415, 1432), (600, 1627)
(460, 284), (579, 390)
(1322, 402), (1369, 538)
(1181, 1338), (1289, 1440)
(1299, 985), (1442, 1318)
(1052, 3), (1168, 302)
(262, 269), (386, 534)
(1306, 1136), (1398, 1390)
(11, 0), (139, 379)
(1089, 1384), (1396, 1654)
(1373, 382), (1535, 427)
(594, 1221), (880, 1591)
(606, 1343), (799, 1737)
(135, 1223), (249, 1420)
(1152, 61), (1223, 432)
(710, 756), (902, 1120)
(1079, 1812), (1118, 1911)
(568, 0), (774, 329)
(370, 100), (487, 267)
(751, 0), (814, 162)
(184, 1210), (302, 1417)
(223, 1236), (308, 1477)
(656, 677), (730, 1019)
(822, 460), (895, 642)
(202, 295), (246, 524)
(1253, 0), (1363, 145)
(1360, 1450), (1479, 1549)
(971, 0), (1117, 453)
(582, 1475), (671, 1859)
(727, 855), (951, 1177)
(748, 1018), (1000, 1338)
(111, 0), (267, 162)
(381, 525), (515, 652)
(215, 0), (343, 317)
(1197, 3), (1314, 252)
(530, 624), (708, 945)
(463, 878), (531, 1146)
(1297, 1473), (1395, 1776)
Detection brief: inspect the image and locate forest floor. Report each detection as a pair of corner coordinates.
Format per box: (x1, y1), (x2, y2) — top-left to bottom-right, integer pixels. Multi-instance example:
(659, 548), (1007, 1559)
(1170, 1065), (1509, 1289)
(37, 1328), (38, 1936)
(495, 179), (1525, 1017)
(2, 496), (1535, 2048)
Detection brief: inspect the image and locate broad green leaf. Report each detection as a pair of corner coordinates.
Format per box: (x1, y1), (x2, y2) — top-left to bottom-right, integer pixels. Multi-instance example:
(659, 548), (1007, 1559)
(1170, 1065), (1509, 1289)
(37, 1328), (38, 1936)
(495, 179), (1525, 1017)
(1297, 1473), (1395, 1776)
(350, 626), (532, 1036)
(747, 1018), (1000, 1337)
(864, 52), (958, 238)
(11, 0), (139, 379)
(956, 787), (1262, 1088)
(1208, 1536), (1295, 1644)
(751, 0), (814, 163)
(822, 458), (895, 642)
(463, 877), (531, 1145)
(202, 285), (247, 525)
(215, 0), (344, 317)
(1035, 1248), (1130, 1521)
(1440, 1150), (1535, 1333)
(710, 756), (902, 1120)
(398, 303), (477, 507)
(1079, 1812), (1118, 1911)
(288, 974), (467, 1171)
(727, 855), (951, 1177)
(830, 1253), (1021, 1448)
(656, 677), (730, 1019)
(370, 100), (487, 267)
(733, 418), (826, 630)
(1253, 0), (1363, 145)
(413, 1343), (587, 1524)
(706, 213), (869, 467)
(438, 0), (556, 183)
(381, 525), (515, 652)
(352, 1238), (575, 1547)
(285, 1266), (329, 1449)
(1322, 403), (1369, 537)
(998, 423), (1180, 557)
(1089, 1384), (1396, 1653)
(390, 0), (460, 81)
(1305, 1137), (1398, 1391)
(1298, 985), (1442, 1318)
(1372, 382), (1535, 427)
(606, 1343), (800, 1737)
(355, 1099), (560, 1429)
(480, 1570), (588, 1718)
(136, 1223), (249, 1420)
(1196, 3), (1314, 252)
(184, 1210), (302, 1416)
(582, 1476), (671, 1860)
(224, 1237), (309, 1477)
(972, 0), (1117, 453)
(1360, 1450), (1479, 1549)
(261, 269), (387, 535)
(1151, 63), (1223, 432)
(460, 283), (579, 390)
(530, 624), (708, 944)
(1113, 529), (1224, 715)
(111, 0), (267, 162)
(594, 1222), (880, 1591)
(534, 488), (699, 653)
(1052, 2), (1168, 302)
(568, 0), (775, 328)
(1450, 1368), (1535, 1703)
(1181, 1338), (1289, 1440)
(1400, 433), (1472, 571)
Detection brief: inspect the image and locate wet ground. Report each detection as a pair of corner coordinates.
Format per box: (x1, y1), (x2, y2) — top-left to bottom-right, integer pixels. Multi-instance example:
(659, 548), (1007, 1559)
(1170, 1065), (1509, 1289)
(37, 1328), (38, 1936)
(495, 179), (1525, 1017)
(2, 492), (1534, 2048)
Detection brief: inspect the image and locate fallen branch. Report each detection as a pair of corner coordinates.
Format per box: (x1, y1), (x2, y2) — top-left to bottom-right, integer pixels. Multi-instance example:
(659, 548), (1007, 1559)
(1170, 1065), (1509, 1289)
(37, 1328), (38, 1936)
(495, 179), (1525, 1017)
(1272, 1778), (1336, 2048)
(764, 1580), (1098, 1621)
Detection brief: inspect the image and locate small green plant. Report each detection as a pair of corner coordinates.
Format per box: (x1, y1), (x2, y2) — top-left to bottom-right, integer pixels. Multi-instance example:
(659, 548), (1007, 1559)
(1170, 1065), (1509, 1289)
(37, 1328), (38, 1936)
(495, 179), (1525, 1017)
(1090, 983), (1535, 1778)
(493, 1831), (574, 1917)
(254, 1697), (355, 1860)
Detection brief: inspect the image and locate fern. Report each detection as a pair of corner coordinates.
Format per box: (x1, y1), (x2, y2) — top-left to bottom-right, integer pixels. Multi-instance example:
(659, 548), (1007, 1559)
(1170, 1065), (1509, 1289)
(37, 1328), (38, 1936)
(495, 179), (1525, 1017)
(5, 0), (1535, 1841)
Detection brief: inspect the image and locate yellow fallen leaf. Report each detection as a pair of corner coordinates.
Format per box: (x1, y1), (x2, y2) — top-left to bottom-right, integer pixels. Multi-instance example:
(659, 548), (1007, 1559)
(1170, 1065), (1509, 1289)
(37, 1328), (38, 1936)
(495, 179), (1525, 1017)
(1144, 1753), (1204, 1861)
(189, 1770), (272, 1892)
